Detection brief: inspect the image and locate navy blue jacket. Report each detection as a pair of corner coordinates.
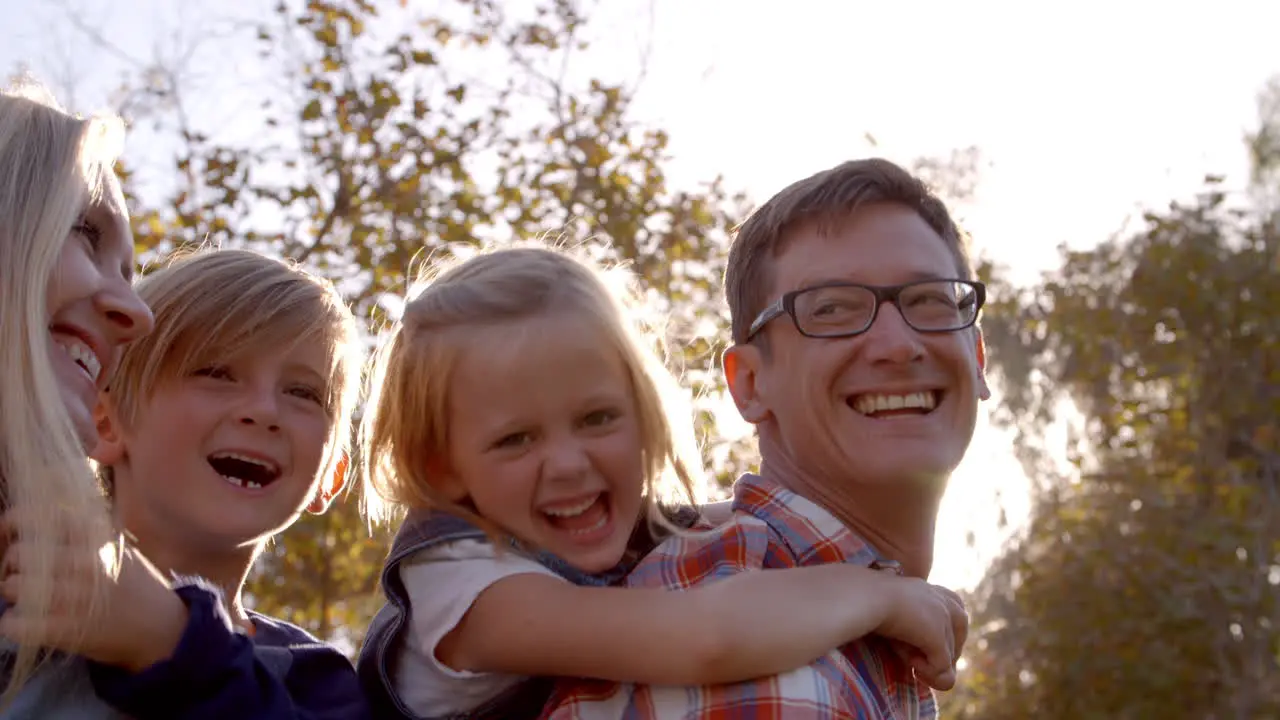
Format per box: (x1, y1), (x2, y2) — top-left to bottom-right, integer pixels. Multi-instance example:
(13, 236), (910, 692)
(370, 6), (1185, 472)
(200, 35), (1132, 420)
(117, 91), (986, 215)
(89, 579), (371, 719)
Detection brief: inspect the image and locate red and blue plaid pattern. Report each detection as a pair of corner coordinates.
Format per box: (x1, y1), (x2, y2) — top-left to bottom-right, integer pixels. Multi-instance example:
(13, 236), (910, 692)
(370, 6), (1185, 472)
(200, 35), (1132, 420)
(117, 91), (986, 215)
(540, 474), (937, 720)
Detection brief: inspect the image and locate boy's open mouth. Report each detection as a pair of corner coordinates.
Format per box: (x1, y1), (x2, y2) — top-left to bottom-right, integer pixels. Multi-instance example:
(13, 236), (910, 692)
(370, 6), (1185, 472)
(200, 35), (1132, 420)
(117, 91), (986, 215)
(208, 452), (282, 490)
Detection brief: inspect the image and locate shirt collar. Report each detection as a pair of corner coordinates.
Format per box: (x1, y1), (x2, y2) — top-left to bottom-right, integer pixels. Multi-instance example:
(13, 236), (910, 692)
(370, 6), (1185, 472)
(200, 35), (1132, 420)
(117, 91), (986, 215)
(731, 473), (904, 574)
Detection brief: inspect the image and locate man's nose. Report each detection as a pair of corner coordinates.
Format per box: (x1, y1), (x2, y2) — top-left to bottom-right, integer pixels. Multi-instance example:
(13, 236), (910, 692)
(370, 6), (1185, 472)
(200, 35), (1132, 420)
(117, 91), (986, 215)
(862, 302), (926, 365)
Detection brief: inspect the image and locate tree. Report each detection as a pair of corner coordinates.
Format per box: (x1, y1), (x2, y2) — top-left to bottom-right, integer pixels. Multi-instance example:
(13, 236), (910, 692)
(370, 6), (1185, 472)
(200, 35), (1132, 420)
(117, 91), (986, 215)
(59, 0), (988, 649)
(96, 0), (753, 646)
(943, 80), (1280, 717)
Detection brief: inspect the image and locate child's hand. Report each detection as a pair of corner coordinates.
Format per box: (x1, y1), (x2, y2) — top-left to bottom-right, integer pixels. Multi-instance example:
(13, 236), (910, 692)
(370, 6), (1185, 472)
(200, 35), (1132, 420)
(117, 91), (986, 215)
(0, 511), (189, 673)
(874, 576), (968, 691)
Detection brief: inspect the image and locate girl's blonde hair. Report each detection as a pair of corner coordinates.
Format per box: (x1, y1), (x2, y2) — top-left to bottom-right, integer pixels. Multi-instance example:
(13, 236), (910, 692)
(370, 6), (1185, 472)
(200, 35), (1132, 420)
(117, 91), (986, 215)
(0, 80), (125, 698)
(361, 243), (708, 541)
(104, 248), (364, 496)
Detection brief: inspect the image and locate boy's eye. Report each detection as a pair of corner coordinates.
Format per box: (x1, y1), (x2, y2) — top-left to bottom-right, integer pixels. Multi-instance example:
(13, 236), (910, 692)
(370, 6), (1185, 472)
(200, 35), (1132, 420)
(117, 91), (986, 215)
(288, 385), (326, 405)
(193, 366), (233, 380)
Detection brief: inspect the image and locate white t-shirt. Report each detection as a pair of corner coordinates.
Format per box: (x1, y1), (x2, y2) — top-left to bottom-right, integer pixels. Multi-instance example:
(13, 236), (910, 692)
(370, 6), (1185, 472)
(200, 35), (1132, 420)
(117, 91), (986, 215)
(391, 539), (563, 716)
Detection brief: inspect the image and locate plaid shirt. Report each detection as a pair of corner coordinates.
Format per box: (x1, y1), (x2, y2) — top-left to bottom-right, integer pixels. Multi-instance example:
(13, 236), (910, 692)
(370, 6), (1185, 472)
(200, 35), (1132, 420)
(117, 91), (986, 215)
(540, 473), (937, 720)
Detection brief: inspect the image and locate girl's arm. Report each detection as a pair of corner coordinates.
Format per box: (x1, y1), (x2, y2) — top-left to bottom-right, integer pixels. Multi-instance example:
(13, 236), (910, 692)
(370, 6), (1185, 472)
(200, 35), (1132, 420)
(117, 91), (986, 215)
(437, 562), (962, 687)
(699, 500), (734, 525)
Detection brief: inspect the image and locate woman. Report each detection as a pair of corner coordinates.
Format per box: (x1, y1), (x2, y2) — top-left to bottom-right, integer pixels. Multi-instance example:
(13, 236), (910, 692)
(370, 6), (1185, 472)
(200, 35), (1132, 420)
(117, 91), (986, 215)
(0, 78), (154, 715)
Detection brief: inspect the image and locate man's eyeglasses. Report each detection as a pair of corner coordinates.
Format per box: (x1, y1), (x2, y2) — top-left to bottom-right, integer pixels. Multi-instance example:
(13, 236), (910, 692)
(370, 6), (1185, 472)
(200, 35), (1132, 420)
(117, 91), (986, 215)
(747, 279), (986, 340)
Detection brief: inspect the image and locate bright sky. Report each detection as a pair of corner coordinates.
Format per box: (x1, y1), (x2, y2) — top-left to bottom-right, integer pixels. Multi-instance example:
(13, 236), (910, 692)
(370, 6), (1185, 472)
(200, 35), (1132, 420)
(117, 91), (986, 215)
(5, 0), (1278, 590)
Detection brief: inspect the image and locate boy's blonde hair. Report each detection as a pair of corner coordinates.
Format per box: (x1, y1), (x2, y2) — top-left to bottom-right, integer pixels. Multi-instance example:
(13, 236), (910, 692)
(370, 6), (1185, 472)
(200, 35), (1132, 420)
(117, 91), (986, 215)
(361, 243), (708, 540)
(0, 79), (125, 700)
(104, 248), (363, 495)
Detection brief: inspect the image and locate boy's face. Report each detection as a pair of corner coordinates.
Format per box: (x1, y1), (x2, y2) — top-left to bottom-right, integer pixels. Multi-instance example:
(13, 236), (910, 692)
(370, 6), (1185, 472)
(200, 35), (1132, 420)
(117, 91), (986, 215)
(101, 336), (338, 549)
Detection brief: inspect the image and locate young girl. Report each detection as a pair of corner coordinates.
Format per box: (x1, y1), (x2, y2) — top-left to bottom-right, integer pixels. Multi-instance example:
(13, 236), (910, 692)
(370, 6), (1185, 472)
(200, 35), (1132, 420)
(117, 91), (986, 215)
(0, 78), (167, 718)
(357, 244), (964, 719)
(84, 248), (371, 718)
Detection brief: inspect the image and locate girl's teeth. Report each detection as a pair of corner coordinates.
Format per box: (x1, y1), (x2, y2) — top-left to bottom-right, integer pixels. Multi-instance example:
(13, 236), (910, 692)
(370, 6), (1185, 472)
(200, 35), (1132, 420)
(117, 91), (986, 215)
(543, 496), (599, 518)
(570, 515), (608, 536)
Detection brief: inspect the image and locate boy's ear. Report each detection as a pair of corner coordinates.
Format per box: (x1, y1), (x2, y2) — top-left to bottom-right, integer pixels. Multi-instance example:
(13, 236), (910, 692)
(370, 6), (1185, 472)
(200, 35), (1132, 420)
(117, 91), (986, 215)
(306, 453), (349, 514)
(90, 394), (126, 466)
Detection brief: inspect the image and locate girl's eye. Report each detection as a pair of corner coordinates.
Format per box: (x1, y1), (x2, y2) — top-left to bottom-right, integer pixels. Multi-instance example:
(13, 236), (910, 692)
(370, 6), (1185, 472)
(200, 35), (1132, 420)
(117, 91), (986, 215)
(493, 432), (531, 450)
(193, 366), (233, 380)
(582, 409), (618, 427)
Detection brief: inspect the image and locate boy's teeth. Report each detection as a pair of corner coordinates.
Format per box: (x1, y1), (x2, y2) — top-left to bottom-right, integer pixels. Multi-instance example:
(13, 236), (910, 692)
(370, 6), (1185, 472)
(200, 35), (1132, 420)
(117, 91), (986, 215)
(210, 452), (274, 471)
(219, 475), (264, 490)
(853, 391), (938, 415)
(55, 338), (101, 382)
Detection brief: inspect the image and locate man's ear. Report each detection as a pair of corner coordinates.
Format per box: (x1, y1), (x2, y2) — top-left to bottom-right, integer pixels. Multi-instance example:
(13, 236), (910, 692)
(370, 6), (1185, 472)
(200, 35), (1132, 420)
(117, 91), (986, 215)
(307, 452), (350, 514)
(90, 394), (127, 465)
(975, 327), (992, 401)
(723, 343), (771, 424)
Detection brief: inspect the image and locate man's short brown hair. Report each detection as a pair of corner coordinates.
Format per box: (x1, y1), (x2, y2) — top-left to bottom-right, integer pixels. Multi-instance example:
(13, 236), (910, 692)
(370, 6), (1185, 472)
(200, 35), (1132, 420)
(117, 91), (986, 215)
(724, 158), (974, 344)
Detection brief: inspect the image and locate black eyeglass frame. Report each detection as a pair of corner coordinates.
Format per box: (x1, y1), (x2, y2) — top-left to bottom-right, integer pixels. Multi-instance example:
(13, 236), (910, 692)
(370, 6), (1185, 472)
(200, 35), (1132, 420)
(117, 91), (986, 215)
(746, 279), (987, 340)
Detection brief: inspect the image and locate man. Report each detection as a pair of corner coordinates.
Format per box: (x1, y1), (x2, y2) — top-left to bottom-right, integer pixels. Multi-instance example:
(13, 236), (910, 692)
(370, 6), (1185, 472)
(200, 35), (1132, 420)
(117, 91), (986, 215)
(542, 157), (990, 719)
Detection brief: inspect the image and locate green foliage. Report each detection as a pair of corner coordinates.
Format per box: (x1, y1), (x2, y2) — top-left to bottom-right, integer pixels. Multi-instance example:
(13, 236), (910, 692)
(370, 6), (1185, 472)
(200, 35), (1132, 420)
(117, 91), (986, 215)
(944, 88), (1280, 716)
(111, 0), (756, 647)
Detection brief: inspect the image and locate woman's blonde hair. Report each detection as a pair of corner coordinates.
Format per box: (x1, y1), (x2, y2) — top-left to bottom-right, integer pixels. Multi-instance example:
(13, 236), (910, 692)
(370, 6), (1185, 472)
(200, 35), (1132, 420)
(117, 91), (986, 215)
(361, 243), (708, 542)
(103, 248), (364, 496)
(0, 80), (126, 698)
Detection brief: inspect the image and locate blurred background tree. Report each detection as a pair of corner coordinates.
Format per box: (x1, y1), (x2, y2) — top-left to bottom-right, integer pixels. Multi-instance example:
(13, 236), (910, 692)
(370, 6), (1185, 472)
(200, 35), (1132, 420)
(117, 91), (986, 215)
(93, 0), (983, 651)
(104, 0), (755, 648)
(27, 3), (1280, 711)
(941, 78), (1280, 718)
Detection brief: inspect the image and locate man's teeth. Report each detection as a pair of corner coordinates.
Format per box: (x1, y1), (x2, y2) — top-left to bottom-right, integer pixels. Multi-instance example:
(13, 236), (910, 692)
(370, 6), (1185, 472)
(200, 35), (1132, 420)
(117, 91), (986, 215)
(853, 391), (938, 415)
(56, 338), (101, 382)
(543, 495), (599, 517)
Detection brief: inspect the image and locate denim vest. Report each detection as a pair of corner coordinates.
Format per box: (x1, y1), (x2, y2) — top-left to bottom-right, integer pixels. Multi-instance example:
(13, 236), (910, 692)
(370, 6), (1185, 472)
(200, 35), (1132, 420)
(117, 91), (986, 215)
(358, 505), (700, 720)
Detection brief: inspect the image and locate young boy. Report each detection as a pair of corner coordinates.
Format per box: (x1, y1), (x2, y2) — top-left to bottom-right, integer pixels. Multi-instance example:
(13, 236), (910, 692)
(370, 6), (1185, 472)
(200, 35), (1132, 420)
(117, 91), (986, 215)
(84, 248), (369, 718)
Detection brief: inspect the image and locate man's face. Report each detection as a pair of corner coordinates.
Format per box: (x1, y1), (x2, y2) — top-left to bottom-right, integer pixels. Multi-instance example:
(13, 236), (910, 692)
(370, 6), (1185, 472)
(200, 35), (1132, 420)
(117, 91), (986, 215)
(729, 203), (988, 489)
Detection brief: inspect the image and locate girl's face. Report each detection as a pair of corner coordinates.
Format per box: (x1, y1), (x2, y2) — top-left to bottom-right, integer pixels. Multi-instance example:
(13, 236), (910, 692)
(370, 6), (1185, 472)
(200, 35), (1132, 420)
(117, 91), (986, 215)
(439, 314), (647, 574)
(44, 177), (153, 448)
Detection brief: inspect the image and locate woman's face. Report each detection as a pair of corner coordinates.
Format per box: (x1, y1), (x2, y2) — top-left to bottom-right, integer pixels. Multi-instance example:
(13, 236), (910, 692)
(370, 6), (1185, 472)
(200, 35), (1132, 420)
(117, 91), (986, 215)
(44, 175), (154, 448)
